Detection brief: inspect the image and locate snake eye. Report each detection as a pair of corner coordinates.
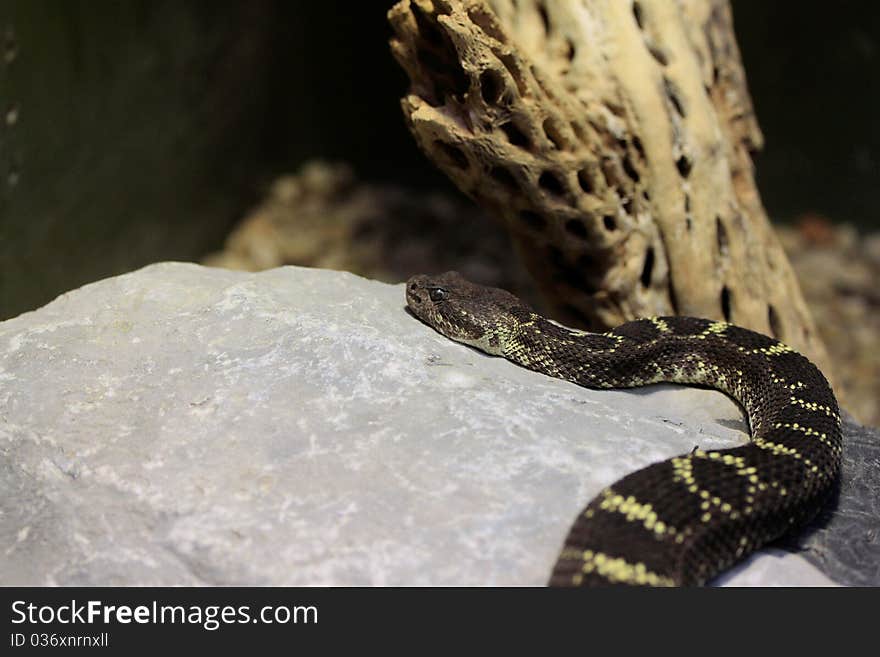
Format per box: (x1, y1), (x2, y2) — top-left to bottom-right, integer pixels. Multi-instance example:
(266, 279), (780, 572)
(428, 287), (448, 302)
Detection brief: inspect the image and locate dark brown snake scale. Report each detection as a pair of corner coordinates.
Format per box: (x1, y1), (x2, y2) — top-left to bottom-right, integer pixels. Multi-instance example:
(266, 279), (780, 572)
(406, 272), (842, 586)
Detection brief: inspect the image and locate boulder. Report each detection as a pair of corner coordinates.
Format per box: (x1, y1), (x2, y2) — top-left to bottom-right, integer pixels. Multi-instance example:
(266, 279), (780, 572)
(1, 263), (869, 586)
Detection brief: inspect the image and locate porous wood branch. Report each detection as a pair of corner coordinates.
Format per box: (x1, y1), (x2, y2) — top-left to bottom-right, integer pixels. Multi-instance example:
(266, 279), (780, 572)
(388, 0), (834, 381)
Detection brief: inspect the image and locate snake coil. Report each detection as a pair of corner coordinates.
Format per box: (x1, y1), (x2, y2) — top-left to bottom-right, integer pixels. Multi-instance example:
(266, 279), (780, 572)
(406, 272), (841, 586)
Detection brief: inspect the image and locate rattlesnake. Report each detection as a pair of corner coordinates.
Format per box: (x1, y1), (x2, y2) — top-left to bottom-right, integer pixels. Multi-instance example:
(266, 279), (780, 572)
(406, 271), (842, 586)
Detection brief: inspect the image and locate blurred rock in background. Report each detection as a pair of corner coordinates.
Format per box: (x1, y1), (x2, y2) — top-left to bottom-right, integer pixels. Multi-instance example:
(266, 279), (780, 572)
(202, 161), (539, 307)
(205, 164), (880, 427)
(777, 217), (880, 427)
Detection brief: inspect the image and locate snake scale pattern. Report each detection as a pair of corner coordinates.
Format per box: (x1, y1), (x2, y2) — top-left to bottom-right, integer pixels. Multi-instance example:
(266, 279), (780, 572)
(406, 272), (842, 586)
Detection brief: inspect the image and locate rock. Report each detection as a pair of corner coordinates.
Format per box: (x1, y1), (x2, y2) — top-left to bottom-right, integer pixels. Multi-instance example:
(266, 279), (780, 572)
(201, 160), (540, 309)
(779, 412), (880, 587)
(0, 262), (867, 586)
(777, 221), (880, 427)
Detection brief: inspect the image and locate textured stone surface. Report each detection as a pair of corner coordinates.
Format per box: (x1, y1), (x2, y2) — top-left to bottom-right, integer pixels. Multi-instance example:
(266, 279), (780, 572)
(779, 412), (880, 587)
(0, 263), (857, 586)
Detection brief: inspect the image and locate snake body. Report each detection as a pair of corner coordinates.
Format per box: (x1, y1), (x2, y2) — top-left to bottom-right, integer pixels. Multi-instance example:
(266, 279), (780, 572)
(406, 271), (842, 586)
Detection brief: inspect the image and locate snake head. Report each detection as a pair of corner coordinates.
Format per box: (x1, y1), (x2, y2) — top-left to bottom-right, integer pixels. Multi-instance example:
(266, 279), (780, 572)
(405, 272), (530, 355)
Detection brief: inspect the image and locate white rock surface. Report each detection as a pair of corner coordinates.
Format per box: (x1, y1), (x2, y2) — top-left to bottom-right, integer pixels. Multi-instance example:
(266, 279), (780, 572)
(0, 263), (834, 586)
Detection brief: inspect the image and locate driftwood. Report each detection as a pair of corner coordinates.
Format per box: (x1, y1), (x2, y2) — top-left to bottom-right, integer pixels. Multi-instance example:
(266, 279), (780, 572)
(388, 0), (834, 381)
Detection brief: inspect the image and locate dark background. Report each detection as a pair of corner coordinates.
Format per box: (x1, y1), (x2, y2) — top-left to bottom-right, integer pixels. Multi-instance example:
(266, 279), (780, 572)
(1, 1), (877, 319)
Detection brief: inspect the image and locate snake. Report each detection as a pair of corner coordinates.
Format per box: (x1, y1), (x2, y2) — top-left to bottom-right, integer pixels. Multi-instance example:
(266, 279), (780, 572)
(405, 271), (842, 586)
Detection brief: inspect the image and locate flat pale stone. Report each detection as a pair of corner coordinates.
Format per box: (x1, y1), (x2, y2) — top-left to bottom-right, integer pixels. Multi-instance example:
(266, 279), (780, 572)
(0, 263), (836, 585)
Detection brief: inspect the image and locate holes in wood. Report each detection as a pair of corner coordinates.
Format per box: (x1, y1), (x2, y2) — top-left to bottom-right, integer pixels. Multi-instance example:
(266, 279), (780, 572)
(716, 216), (729, 257)
(720, 286), (732, 322)
(647, 44), (669, 66)
(603, 215), (616, 231)
(633, 1), (644, 29)
(537, 2), (550, 35)
(434, 140), (468, 169)
(418, 49), (469, 101)
(479, 69), (504, 105)
(622, 154), (640, 183)
(668, 280), (679, 314)
(632, 136), (645, 160)
(538, 170), (566, 197)
(640, 247), (654, 287)
(664, 77), (686, 117)
(500, 121), (530, 148)
(565, 219), (588, 239)
(676, 155), (692, 178)
(410, 6), (469, 102)
(489, 166), (518, 192)
(577, 168), (593, 194)
(519, 210), (546, 231)
(768, 305), (782, 339)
